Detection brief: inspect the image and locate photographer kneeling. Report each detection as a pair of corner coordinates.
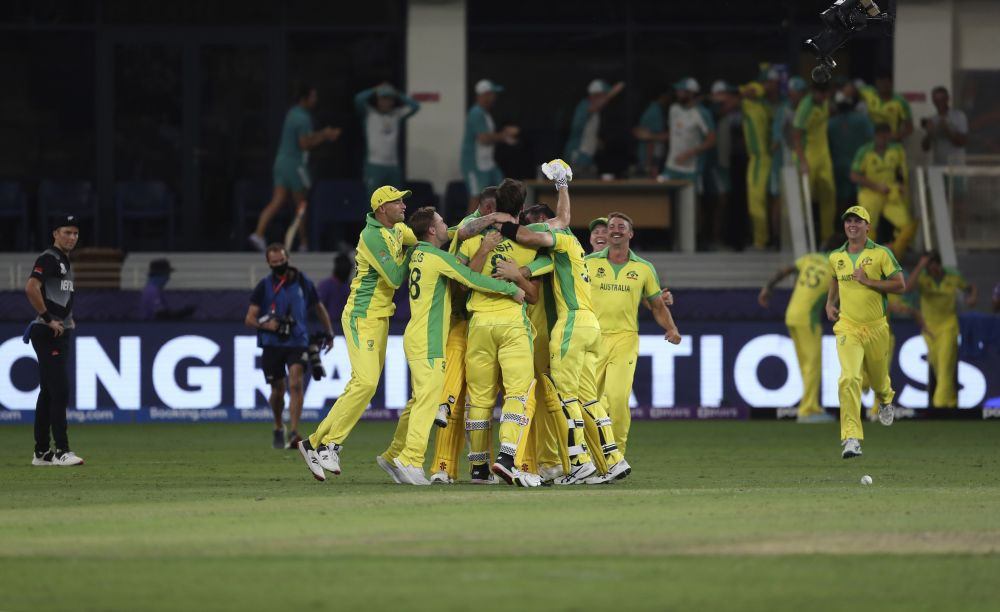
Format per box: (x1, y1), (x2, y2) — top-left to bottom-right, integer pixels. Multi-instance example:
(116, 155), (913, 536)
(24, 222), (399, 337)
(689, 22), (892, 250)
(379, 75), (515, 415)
(246, 244), (334, 449)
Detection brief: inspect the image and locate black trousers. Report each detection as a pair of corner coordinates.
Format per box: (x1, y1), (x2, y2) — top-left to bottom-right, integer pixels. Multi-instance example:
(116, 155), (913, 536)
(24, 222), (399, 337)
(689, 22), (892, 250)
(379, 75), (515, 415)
(29, 325), (71, 453)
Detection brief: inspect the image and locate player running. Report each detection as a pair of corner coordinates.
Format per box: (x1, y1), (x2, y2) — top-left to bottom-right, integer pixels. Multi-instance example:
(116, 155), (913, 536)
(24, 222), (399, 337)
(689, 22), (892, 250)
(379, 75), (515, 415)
(826, 206), (903, 459)
(297, 186), (416, 481)
(377, 207), (523, 485)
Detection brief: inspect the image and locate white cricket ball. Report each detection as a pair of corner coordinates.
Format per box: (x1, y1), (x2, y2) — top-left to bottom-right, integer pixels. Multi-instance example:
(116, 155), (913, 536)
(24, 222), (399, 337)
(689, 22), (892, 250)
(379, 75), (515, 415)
(861, 475), (873, 485)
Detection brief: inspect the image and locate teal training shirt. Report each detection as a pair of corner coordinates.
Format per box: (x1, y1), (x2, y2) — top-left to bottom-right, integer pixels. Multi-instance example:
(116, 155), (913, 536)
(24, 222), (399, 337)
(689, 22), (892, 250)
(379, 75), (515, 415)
(275, 105), (313, 166)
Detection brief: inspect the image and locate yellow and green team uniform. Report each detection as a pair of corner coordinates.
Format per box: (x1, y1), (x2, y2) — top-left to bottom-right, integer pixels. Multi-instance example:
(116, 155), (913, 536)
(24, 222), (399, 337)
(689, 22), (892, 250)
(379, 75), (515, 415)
(851, 142), (915, 255)
(742, 95), (774, 248)
(784, 252), (832, 418)
(459, 229), (539, 466)
(516, 256), (569, 475)
(794, 93), (836, 241)
(381, 242), (518, 468)
(530, 227), (624, 471)
(429, 210), (481, 479)
(309, 213), (416, 449)
(829, 240), (902, 441)
(859, 86), (912, 139)
(917, 269), (968, 408)
(585, 248), (662, 456)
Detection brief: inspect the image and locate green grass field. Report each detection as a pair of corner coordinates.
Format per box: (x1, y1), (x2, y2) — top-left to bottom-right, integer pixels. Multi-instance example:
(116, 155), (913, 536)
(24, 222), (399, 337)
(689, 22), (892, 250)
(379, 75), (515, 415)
(2, 420), (999, 611)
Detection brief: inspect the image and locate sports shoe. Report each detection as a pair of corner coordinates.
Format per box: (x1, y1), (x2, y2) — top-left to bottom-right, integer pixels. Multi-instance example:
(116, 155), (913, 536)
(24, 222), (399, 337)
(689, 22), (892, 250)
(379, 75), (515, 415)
(605, 458), (632, 481)
(491, 453), (517, 485)
(31, 450), (54, 466)
(272, 428), (285, 449)
(248, 233), (266, 252)
(393, 458), (431, 485)
(470, 463), (498, 485)
(433, 404), (450, 428)
(51, 450), (84, 466)
(841, 438), (862, 459)
(554, 461), (597, 485)
(538, 464), (564, 483)
(297, 440), (326, 481)
(878, 403), (895, 426)
(429, 470), (454, 484)
(376, 455), (402, 484)
(285, 431), (303, 450)
(316, 443), (342, 475)
(581, 472), (611, 485)
(797, 412), (835, 424)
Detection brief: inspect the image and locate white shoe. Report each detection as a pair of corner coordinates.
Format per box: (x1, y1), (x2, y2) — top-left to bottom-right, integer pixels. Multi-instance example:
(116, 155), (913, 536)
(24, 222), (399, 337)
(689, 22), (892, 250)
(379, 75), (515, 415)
(376, 455), (403, 484)
(317, 444), (342, 475)
(247, 233), (266, 252)
(433, 404), (449, 428)
(470, 464), (498, 485)
(538, 464), (564, 483)
(429, 470), (454, 484)
(841, 438), (862, 459)
(51, 450), (84, 466)
(878, 403), (895, 426)
(31, 451), (54, 466)
(605, 459), (632, 481)
(554, 461), (597, 485)
(297, 440), (325, 481)
(581, 472), (610, 485)
(393, 458), (431, 485)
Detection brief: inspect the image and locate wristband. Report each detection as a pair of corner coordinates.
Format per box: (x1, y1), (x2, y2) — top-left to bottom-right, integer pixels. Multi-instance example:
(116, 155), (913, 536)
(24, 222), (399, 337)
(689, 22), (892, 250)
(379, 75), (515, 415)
(499, 222), (520, 241)
(40, 311), (53, 323)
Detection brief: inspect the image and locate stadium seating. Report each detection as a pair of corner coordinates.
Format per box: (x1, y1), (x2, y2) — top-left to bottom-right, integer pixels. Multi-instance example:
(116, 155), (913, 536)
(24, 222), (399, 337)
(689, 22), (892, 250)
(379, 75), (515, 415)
(309, 179), (368, 251)
(0, 182), (30, 251)
(115, 181), (176, 250)
(38, 179), (99, 247)
(233, 179), (293, 249)
(442, 180), (469, 225)
(403, 180), (438, 209)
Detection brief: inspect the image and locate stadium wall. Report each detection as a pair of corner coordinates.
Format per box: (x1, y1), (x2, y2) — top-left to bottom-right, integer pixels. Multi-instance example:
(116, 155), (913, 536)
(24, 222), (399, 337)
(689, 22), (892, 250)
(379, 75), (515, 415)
(2, 321), (997, 424)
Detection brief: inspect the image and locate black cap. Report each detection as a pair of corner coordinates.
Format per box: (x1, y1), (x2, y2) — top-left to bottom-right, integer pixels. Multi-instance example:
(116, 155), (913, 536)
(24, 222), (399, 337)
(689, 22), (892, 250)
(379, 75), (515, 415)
(51, 214), (80, 232)
(148, 258), (174, 276)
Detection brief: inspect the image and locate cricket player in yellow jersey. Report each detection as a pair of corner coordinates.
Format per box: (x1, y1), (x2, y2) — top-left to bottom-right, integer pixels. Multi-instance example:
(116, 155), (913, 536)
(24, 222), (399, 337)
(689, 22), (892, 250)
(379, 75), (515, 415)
(376, 207), (523, 485)
(859, 74), (914, 142)
(503, 160), (628, 483)
(903, 251), (977, 408)
(759, 235), (842, 423)
(740, 82), (774, 248)
(297, 185), (416, 482)
(458, 178), (543, 486)
(794, 80), (836, 242)
(426, 186), (517, 484)
(850, 123), (916, 257)
(585, 212), (681, 457)
(826, 205), (903, 459)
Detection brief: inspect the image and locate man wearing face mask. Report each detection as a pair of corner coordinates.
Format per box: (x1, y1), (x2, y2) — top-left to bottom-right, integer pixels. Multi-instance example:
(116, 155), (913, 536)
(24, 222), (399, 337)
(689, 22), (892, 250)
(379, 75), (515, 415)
(246, 244), (334, 450)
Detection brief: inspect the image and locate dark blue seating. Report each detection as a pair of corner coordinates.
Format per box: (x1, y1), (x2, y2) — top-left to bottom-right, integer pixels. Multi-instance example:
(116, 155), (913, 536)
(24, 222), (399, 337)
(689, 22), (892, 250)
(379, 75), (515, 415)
(309, 179), (368, 251)
(233, 179), (293, 248)
(443, 180), (469, 226)
(403, 180), (438, 209)
(0, 182), (29, 250)
(116, 181), (175, 250)
(38, 180), (99, 247)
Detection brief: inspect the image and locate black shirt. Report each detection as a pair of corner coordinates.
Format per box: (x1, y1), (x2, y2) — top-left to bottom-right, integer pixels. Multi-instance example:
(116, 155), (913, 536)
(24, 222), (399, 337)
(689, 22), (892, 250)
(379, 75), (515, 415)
(29, 248), (75, 329)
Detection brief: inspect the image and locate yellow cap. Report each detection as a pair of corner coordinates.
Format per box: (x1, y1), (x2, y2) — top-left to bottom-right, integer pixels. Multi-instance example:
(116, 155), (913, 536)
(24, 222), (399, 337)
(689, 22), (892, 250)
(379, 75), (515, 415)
(842, 205), (871, 223)
(370, 185), (412, 211)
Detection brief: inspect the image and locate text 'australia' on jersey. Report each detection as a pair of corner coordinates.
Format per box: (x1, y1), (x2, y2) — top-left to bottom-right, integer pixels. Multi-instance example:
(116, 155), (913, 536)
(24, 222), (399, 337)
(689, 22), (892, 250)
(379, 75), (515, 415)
(585, 248), (661, 334)
(829, 239), (902, 326)
(459, 229), (538, 318)
(344, 213), (417, 320)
